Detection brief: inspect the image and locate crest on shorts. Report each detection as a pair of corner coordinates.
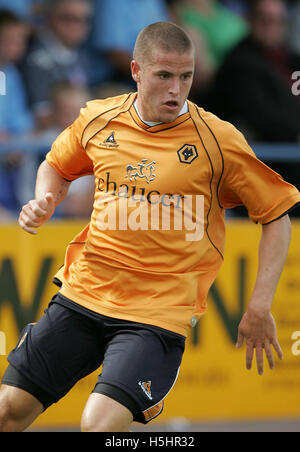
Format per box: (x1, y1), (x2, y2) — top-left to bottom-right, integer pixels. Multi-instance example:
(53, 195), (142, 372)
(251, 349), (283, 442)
(138, 380), (153, 400)
(17, 332), (28, 349)
(177, 144), (198, 164)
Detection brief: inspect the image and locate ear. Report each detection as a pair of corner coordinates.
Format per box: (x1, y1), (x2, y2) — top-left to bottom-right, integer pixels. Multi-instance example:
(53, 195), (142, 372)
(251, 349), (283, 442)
(131, 60), (140, 84)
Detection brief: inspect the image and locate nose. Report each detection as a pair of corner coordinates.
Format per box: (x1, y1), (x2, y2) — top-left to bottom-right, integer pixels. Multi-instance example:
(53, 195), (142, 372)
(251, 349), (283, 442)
(168, 77), (180, 96)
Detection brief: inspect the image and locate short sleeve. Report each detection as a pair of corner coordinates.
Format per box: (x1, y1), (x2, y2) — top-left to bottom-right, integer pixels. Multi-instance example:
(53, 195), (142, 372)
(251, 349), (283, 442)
(218, 124), (300, 224)
(46, 105), (94, 181)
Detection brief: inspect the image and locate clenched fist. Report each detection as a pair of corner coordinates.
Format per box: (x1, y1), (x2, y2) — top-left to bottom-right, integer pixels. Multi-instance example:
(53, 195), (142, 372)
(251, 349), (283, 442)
(19, 193), (56, 235)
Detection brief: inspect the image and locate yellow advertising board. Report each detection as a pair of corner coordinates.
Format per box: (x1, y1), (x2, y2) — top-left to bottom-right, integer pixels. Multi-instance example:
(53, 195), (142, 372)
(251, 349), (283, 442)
(0, 220), (300, 428)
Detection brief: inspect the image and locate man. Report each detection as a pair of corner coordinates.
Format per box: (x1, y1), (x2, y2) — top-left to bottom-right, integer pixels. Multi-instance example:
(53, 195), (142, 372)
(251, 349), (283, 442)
(0, 22), (299, 432)
(93, 0), (170, 83)
(20, 0), (112, 129)
(209, 0), (300, 143)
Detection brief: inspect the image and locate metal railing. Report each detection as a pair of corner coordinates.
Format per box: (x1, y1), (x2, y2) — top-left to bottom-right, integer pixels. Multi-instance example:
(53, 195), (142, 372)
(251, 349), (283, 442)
(0, 140), (299, 160)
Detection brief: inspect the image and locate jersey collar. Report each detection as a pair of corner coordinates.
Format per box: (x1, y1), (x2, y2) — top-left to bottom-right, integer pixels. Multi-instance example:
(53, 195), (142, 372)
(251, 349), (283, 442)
(130, 96), (190, 132)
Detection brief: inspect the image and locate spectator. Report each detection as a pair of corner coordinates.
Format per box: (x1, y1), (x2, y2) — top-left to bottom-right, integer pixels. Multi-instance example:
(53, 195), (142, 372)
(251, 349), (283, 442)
(208, 0), (300, 143)
(167, 0), (249, 71)
(50, 82), (92, 132)
(20, 0), (111, 129)
(0, 10), (34, 216)
(92, 0), (170, 84)
(288, 0), (300, 55)
(37, 83), (95, 218)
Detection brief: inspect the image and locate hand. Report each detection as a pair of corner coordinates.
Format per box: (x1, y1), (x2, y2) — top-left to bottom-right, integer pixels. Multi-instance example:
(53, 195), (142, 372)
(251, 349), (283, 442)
(19, 193), (55, 235)
(236, 309), (283, 375)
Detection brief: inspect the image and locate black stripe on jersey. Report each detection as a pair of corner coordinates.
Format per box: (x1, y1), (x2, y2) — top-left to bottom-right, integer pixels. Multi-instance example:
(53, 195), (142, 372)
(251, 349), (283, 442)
(194, 107), (225, 210)
(81, 93), (133, 148)
(84, 104), (134, 149)
(190, 115), (224, 261)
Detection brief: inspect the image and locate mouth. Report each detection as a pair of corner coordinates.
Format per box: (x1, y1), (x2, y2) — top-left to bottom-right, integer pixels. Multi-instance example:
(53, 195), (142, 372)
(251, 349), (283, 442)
(163, 100), (180, 111)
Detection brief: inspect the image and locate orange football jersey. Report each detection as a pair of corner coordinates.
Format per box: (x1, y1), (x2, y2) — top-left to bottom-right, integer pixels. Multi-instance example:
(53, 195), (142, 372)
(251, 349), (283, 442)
(46, 93), (300, 336)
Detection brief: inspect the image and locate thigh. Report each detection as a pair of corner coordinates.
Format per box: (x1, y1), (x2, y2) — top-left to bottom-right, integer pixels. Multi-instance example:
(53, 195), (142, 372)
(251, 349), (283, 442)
(5, 301), (106, 408)
(94, 326), (185, 423)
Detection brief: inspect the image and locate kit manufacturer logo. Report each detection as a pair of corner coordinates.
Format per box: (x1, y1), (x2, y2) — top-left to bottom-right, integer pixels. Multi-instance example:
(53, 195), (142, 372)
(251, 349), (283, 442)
(100, 132), (119, 148)
(138, 380), (153, 400)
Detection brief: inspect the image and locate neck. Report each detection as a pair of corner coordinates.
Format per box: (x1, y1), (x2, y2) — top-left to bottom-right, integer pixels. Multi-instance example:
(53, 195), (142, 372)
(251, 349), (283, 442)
(134, 97), (188, 125)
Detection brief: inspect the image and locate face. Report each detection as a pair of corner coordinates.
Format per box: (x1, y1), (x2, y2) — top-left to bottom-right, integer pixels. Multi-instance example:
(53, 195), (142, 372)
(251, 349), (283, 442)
(251, 0), (287, 48)
(49, 0), (91, 48)
(131, 48), (194, 123)
(55, 91), (89, 130)
(0, 24), (28, 64)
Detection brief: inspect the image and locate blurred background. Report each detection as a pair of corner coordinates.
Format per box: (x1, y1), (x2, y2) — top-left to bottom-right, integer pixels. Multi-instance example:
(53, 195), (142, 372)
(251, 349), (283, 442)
(0, 0), (299, 432)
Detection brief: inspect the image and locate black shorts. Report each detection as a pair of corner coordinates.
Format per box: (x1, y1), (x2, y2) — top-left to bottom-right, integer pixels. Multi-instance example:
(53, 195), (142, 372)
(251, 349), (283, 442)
(2, 294), (185, 424)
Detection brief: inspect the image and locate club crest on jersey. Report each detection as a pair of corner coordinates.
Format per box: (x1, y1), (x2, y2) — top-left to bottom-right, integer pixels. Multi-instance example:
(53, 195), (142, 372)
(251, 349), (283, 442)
(99, 132), (119, 149)
(177, 144), (198, 164)
(138, 380), (153, 400)
(125, 159), (156, 184)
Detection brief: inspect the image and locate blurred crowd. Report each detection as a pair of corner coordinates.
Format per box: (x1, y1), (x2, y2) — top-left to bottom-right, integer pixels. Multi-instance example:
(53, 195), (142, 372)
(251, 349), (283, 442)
(0, 0), (299, 221)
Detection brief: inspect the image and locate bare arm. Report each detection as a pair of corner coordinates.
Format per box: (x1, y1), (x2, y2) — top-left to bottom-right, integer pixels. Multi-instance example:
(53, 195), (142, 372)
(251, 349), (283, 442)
(236, 215), (291, 374)
(18, 160), (71, 235)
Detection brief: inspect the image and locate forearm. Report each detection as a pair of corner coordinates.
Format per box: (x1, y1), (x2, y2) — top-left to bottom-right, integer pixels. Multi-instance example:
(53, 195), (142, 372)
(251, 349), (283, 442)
(35, 160), (71, 206)
(248, 215), (291, 314)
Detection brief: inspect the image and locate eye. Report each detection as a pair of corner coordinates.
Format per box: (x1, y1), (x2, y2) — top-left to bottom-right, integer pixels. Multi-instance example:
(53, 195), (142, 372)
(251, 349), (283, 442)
(181, 73), (192, 81)
(158, 73), (169, 80)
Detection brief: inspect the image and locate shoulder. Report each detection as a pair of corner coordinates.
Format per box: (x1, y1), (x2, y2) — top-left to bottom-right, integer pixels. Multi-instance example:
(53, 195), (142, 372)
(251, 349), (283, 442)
(83, 93), (134, 117)
(190, 102), (238, 140)
(189, 102), (254, 156)
(80, 93), (135, 129)
(79, 93), (135, 148)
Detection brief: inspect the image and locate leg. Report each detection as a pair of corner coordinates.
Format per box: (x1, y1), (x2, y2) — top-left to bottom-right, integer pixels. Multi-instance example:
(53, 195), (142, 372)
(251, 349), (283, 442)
(81, 323), (185, 430)
(0, 384), (43, 432)
(81, 393), (133, 432)
(4, 301), (106, 425)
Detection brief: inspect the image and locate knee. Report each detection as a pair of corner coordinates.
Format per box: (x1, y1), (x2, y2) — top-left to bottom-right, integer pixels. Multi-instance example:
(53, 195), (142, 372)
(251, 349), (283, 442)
(0, 398), (18, 432)
(0, 385), (42, 432)
(81, 411), (131, 433)
(81, 418), (103, 432)
(81, 393), (133, 432)
(81, 415), (117, 433)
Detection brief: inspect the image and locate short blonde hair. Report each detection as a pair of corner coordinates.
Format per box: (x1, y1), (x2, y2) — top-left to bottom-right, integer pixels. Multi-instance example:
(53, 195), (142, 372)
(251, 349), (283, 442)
(133, 21), (194, 64)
